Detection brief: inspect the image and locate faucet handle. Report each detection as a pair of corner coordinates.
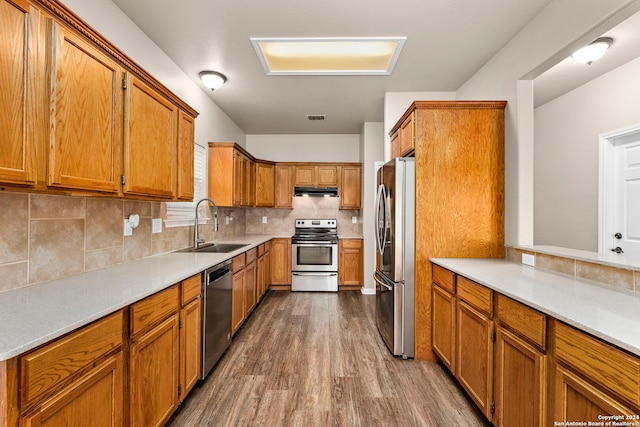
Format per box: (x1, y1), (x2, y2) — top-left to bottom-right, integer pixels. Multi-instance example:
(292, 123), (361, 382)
(196, 238), (205, 244)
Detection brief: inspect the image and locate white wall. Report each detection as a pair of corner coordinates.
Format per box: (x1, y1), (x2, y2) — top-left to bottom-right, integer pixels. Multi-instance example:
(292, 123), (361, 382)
(246, 135), (360, 162)
(61, 0), (246, 148)
(360, 123), (385, 294)
(383, 92), (456, 161)
(534, 56), (640, 251)
(457, 0), (640, 247)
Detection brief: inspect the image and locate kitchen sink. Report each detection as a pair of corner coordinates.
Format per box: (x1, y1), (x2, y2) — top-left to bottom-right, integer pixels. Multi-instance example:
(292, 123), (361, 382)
(175, 243), (249, 253)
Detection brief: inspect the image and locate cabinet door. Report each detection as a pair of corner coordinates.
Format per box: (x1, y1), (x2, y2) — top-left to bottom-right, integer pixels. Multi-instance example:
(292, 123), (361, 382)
(339, 165), (361, 209)
(21, 353), (124, 427)
(48, 23), (122, 193)
(390, 130), (400, 160)
(270, 239), (291, 285)
(456, 299), (493, 421)
(123, 73), (177, 198)
(399, 113), (415, 156)
(317, 165), (338, 186)
(243, 157), (255, 207)
(494, 327), (546, 427)
(554, 364), (634, 423)
(232, 151), (244, 206)
(176, 110), (195, 201)
(0, 0), (37, 186)
(179, 297), (201, 402)
(432, 284), (456, 372)
(231, 269), (245, 335)
(274, 165), (293, 208)
(129, 314), (179, 427)
(255, 162), (275, 207)
(294, 165), (315, 186)
(245, 260), (257, 315)
(338, 239), (363, 286)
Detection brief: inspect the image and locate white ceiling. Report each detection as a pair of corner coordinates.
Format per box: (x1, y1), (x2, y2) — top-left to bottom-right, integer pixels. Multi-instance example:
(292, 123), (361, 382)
(110, 0), (638, 134)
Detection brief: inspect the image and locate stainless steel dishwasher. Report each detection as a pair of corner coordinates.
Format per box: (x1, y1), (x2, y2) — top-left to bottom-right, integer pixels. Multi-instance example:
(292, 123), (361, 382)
(201, 260), (232, 379)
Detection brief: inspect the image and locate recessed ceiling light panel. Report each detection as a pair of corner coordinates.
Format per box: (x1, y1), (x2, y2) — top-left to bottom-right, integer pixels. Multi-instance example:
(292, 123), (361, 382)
(250, 37), (406, 75)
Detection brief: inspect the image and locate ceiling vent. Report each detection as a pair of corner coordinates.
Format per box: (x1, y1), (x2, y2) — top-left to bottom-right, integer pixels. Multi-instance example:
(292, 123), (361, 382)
(306, 114), (326, 121)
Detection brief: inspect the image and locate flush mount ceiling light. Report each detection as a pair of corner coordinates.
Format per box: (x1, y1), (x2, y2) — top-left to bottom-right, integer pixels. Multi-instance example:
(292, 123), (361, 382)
(250, 37), (406, 75)
(571, 37), (613, 65)
(199, 71), (227, 90)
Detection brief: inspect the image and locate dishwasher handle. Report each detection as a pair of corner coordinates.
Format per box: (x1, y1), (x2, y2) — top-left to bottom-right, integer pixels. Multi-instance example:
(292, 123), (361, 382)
(206, 267), (231, 284)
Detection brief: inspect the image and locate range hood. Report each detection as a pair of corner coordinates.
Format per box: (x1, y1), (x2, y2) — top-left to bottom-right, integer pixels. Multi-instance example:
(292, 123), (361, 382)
(294, 186), (339, 197)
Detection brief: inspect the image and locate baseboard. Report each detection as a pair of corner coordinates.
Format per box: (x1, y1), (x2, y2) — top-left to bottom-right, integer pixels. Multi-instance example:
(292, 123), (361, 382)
(360, 287), (376, 295)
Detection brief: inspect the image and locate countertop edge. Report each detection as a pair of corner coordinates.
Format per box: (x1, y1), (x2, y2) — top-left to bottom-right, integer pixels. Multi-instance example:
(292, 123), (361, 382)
(0, 235), (276, 361)
(430, 257), (640, 357)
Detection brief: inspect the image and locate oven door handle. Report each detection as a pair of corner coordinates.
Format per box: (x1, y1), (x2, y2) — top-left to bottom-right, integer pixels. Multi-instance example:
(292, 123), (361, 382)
(373, 272), (393, 291)
(293, 242), (337, 246)
(292, 272), (338, 276)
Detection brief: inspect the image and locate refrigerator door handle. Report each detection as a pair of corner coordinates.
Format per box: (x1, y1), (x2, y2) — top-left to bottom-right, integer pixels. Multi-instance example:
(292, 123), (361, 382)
(373, 272), (393, 291)
(375, 184), (387, 256)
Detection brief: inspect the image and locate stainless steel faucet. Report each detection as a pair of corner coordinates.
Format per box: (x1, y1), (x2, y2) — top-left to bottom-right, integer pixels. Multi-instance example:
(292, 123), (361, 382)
(194, 198), (218, 248)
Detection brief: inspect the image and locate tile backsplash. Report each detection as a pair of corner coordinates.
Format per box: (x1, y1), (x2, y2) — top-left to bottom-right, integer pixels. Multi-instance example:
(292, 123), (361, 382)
(0, 192), (362, 293)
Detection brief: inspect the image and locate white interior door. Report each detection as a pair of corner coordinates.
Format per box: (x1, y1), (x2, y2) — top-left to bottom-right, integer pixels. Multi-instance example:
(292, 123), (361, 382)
(600, 125), (640, 258)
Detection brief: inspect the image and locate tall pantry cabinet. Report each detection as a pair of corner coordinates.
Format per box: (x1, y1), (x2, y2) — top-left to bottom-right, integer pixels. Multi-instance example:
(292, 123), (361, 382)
(390, 101), (506, 361)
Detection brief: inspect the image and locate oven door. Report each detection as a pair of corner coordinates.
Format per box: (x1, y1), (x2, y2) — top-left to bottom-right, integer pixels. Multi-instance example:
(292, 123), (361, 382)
(292, 242), (338, 272)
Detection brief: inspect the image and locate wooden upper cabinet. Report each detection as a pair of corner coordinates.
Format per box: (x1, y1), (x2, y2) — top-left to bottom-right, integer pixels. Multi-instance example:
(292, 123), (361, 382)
(255, 161), (275, 207)
(339, 165), (361, 209)
(294, 164), (338, 187)
(389, 112), (415, 159)
(274, 164), (294, 208)
(0, 0), (37, 186)
(208, 142), (255, 207)
(48, 23), (123, 193)
(317, 165), (338, 186)
(123, 73), (177, 199)
(176, 110), (195, 201)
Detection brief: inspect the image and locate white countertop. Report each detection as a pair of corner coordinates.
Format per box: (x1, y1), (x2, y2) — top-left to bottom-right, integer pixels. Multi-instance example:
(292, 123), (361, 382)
(0, 235), (274, 361)
(430, 258), (640, 357)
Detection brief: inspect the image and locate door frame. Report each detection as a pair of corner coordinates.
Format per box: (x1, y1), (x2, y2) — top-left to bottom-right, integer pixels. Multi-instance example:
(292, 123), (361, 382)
(598, 122), (640, 254)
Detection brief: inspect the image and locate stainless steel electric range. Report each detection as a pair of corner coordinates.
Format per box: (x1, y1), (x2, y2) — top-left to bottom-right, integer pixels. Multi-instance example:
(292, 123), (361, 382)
(291, 219), (338, 292)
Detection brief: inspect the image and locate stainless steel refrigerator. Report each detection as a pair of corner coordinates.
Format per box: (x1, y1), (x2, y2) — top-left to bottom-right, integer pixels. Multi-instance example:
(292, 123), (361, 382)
(374, 157), (415, 359)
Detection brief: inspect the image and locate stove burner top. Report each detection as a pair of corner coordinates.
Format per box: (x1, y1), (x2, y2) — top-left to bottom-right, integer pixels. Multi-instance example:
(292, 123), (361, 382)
(292, 219), (338, 243)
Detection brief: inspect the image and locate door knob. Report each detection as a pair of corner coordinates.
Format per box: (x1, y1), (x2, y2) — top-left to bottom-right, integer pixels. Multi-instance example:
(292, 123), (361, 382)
(614, 232), (622, 239)
(611, 246), (624, 254)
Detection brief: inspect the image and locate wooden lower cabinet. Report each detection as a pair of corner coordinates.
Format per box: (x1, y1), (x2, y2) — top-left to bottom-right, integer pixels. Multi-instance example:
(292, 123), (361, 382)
(554, 364), (635, 422)
(456, 299), (494, 420)
(256, 243), (271, 301)
(338, 239), (363, 288)
(129, 314), (180, 427)
(270, 238), (291, 286)
(245, 254), (257, 315)
(21, 353), (124, 427)
(431, 284), (456, 372)
(232, 266), (246, 336)
(494, 327), (546, 427)
(179, 297), (201, 402)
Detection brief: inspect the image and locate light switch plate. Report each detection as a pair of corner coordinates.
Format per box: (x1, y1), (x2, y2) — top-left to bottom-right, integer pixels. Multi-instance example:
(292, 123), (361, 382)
(352, 216), (358, 224)
(262, 216), (268, 224)
(152, 218), (162, 234)
(522, 253), (535, 267)
(123, 219), (133, 236)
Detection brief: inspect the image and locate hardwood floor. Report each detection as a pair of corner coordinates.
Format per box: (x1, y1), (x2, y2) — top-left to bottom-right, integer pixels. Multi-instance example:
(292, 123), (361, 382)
(168, 291), (490, 427)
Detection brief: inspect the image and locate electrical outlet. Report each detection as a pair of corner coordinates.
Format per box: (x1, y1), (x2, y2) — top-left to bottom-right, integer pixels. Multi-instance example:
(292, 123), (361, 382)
(262, 216), (268, 224)
(352, 216), (358, 224)
(522, 253), (535, 267)
(152, 218), (162, 234)
(123, 219), (133, 236)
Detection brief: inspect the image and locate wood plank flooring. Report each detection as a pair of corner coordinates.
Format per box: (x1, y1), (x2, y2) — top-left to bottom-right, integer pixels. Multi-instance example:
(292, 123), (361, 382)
(168, 291), (490, 427)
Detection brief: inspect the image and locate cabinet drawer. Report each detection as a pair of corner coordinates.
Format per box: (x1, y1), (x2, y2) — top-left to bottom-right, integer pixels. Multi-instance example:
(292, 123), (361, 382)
(20, 310), (124, 410)
(340, 239), (362, 249)
(554, 321), (640, 407)
(130, 285), (179, 337)
(497, 294), (546, 350)
(456, 276), (493, 316)
(432, 264), (455, 293)
(181, 274), (201, 305)
(246, 247), (257, 264)
(258, 243), (265, 257)
(233, 253), (246, 271)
